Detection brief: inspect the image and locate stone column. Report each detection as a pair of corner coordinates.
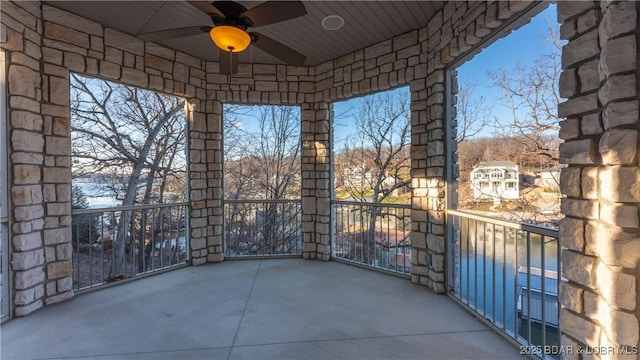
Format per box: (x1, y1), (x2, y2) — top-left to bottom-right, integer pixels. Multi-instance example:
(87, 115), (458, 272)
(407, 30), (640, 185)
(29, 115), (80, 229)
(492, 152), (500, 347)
(558, 1), (640, 355)
(188, 93), (224, 265)
(187, 102), (213, 265)
(409, 69), (447, 293)
(205, 100), (224, 263)
(5, 2), (48, 315)
(2, 1), (74, 316)
(301, 101), (331, 261)
(411, 0), (535, 294)
(41, 6), (75, 307)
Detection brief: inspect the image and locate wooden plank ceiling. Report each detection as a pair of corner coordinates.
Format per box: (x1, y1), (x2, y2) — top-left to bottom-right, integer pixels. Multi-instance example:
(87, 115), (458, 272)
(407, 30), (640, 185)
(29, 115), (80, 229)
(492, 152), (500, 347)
(44, 1), (445, 66)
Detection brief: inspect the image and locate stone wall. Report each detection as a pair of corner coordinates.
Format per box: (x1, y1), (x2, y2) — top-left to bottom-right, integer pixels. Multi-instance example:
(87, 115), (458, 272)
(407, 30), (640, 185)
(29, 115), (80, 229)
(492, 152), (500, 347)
(417, 0), (541, 292)
(1, 0), (565, 319)
(0, 1), (317, 316)
(557, 1), (640, 356)
(201, 64), (316, 261)
(311, 27), (434, 283)
(310, 1), (540, 292)
(2, 1), (56, 317)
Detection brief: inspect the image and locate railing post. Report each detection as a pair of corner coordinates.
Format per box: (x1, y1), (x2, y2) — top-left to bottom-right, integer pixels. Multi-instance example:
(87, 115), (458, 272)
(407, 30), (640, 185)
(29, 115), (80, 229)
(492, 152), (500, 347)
(137, 208), (146, 274)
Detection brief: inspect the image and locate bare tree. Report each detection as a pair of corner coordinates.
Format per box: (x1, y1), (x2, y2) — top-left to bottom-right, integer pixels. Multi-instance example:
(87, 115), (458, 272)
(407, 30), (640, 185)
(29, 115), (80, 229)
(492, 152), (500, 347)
(253, 106), (301, 199)
(455, 80), (490, 143)
(334, 89), (410, 265)
(454, 24), (564, 226)
(70, 74), (186, 277)
(478, 26), (564, 224)
(337, 90), (410, 203)
(453, 79), (491, 209)
(223, 105), (300, 200)
(487, 26), (562, 162)
(222, 105), (301, 255)
(222, 105), (258, 200)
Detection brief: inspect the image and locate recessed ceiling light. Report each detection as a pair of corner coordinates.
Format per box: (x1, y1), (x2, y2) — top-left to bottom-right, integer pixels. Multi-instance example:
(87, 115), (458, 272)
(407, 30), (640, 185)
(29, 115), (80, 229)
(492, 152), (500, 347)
(322, 15), (344, 31)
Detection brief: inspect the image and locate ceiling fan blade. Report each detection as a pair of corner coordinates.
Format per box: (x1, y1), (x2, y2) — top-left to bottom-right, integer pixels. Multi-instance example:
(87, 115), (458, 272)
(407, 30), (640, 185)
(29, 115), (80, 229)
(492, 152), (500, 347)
(219, 50), (239, 75)
(240, 1), (307, 27)
(188, 1), (225, 19)
(138, 26), (211, 41)
(251, 32), (306, 65)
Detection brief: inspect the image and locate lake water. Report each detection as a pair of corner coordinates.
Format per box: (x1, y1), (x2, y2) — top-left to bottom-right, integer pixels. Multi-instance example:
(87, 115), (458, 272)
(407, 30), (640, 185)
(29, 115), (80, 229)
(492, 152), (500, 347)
(74, 181), (121, 208)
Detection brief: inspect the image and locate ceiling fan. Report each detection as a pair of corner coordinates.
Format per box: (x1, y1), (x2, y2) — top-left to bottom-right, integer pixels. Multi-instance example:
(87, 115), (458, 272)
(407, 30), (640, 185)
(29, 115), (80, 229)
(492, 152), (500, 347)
(138, 1), (308, 75)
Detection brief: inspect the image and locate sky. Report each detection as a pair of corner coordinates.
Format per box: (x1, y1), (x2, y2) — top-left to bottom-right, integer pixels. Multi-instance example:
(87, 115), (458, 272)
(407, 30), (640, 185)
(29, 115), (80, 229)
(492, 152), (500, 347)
(227, 4), (560, 146)
(332, 87), (409, 145)
(456, 4), (560, 138)
(335, 3), (560, 142)
(458, 4), (559, 86)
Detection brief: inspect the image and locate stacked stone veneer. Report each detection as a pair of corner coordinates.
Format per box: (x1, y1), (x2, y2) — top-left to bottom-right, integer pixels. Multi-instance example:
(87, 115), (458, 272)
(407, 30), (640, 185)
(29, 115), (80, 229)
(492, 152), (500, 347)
(0, 1), (319, 316)
(558, 1), (640, 357)
(0, 0), (590, 321)
(199, 63), (317, 263)
(1, 1), (69, 316)
(312, 1), (538, 290)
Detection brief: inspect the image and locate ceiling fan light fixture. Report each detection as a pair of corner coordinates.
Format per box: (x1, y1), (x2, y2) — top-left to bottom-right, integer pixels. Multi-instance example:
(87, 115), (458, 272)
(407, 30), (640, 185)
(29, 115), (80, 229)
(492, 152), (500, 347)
(210, 25), (251, 52)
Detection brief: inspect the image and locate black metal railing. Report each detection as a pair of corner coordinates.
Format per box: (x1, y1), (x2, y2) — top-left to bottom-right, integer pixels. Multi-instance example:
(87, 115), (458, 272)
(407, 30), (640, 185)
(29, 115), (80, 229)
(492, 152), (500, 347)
(332, 201), (411, 276)
(71, 202), (189, 291)
(447, 209), (560, 359)
(224, 199), (302, 258)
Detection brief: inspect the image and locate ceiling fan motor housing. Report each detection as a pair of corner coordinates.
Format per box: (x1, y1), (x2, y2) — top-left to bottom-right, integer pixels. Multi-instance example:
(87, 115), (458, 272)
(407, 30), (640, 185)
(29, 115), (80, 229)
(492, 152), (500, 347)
(211, 1), (251, 28)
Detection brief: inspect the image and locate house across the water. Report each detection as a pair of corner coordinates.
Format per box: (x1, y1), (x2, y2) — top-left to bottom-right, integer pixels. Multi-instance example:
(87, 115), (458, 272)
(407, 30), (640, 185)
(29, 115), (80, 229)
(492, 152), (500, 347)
(470, 161), (520, 202)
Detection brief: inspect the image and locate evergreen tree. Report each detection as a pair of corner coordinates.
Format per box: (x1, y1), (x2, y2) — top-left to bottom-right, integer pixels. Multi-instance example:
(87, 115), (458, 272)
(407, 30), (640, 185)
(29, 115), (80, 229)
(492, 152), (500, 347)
(72, 184), (89, 209)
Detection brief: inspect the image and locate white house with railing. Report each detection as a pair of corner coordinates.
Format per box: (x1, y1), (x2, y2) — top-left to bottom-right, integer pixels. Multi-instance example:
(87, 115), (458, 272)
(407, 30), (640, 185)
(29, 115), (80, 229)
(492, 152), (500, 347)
(470, 161), (520, 202)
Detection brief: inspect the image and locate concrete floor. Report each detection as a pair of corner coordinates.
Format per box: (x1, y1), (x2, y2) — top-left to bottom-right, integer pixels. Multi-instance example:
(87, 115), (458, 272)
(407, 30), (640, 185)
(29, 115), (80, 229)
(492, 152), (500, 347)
(1, 259), (523, 360)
